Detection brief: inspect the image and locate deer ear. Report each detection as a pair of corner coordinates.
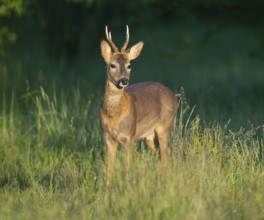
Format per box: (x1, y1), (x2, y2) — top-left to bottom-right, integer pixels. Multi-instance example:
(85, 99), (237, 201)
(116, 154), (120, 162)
(101, 40), (112, 63)
(127, 41), (144, 60)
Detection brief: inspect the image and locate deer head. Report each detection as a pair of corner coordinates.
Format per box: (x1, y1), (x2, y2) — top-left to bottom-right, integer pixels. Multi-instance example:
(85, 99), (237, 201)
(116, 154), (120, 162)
(101, 25), (144, 89)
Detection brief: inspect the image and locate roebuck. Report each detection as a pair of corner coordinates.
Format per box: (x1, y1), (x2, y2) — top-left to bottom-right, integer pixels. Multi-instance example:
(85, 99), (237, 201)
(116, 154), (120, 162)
(100, 25), (178, 196)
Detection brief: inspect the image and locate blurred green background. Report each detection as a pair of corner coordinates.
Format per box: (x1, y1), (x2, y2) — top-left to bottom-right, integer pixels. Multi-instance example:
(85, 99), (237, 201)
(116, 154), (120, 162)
(1, 0), (264, 128)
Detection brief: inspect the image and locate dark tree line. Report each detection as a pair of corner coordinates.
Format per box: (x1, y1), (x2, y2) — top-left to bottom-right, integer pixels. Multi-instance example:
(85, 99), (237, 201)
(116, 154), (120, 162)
(1, 0), (264, 60)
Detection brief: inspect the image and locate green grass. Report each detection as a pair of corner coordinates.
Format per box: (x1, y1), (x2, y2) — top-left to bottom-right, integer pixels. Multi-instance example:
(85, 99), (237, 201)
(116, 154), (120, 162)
(0, 84), (263, 220)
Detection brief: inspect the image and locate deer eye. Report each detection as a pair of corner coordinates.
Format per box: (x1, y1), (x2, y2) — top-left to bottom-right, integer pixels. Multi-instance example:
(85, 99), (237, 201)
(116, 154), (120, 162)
(127, 64), (131, 69)
(110, 64), (116, 69)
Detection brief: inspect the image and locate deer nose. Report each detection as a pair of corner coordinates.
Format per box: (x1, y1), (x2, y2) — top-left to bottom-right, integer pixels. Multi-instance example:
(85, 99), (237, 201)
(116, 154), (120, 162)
(121, 78), (128, 85)
(117, 78), (129, 88)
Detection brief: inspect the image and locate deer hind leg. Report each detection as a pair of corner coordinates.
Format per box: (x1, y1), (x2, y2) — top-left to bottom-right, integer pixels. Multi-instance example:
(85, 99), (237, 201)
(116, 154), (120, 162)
(145, 134), (158, 153)
(156, 127), (171, 168)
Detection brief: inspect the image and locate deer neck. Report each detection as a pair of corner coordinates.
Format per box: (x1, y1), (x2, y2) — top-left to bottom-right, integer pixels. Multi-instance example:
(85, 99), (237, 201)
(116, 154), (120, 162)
(102, 81), (127, 119)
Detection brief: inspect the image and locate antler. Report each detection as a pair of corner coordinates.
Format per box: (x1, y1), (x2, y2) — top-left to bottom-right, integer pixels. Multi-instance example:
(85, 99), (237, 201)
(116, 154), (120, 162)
(121, 25), (129, 53)
(105, 26), (119, 53)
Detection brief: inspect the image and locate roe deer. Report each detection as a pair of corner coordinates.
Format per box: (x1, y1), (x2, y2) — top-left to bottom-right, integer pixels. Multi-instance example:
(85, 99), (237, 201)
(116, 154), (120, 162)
(100, 25), (178, 197)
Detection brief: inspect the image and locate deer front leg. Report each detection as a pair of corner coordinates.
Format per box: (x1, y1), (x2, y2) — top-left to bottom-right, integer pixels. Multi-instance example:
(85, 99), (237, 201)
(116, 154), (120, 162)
(118, 133), (134, 174)
(124, 141), (134, 174)
(104, 135), (117, 202)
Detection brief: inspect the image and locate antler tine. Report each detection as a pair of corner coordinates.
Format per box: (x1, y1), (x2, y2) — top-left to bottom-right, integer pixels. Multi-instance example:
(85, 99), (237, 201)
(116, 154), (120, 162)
(121, 25), (130, 53)
(105, 25), (119, 52)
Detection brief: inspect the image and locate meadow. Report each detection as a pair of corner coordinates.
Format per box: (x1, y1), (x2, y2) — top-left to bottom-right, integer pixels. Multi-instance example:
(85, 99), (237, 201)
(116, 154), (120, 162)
(0, 20), (263, 219)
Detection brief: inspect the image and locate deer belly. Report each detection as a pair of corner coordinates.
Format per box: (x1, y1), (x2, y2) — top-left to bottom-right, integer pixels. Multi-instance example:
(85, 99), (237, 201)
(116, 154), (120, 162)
(134, 115), (159, 140)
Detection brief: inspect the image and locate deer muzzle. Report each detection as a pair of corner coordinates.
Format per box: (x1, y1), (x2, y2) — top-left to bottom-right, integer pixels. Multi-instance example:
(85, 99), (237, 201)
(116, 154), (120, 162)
(117, 78), (129, 88)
